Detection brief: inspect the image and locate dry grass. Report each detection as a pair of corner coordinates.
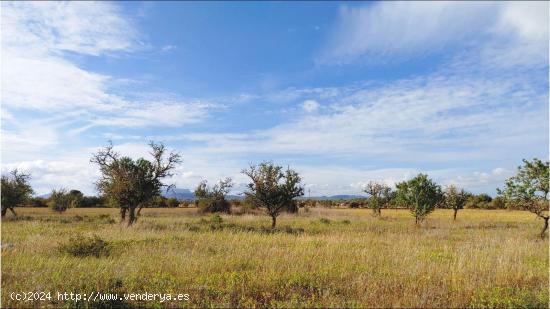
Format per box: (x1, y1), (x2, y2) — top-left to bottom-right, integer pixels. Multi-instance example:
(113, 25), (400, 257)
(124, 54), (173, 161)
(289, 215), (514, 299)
(2, 207), (548, 308)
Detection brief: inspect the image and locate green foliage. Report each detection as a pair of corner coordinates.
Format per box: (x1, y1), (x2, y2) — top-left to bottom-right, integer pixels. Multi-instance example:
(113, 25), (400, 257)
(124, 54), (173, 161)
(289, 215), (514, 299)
(443, 185), (469, 219)
(197, 198), (231, 214)
(79, 195), (106, 208)
(465, 194), (492, 209)
(242, 162), (304, 228)
(489, 196), (506, 210)
(498, 158), (549, 237)
(364, 181), (392, 216)
(395, 173), (442, 224)
(48, 189), (73, 213)
(195, 178), (233, 213)
(29, 197), (47, 207)
(60, 234), (111, 257)
(498, 158), (549, 215)
(166, 197), (179, 208)
(1, 169), (33, 216)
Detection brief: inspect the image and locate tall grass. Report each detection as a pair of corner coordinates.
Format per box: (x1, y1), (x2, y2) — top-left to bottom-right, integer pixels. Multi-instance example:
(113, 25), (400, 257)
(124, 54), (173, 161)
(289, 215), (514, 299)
(2, 208), (548, 308)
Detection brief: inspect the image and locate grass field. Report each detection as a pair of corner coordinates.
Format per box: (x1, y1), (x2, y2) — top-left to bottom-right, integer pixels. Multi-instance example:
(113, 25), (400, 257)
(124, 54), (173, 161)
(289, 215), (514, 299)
(2, 207), (548, 308)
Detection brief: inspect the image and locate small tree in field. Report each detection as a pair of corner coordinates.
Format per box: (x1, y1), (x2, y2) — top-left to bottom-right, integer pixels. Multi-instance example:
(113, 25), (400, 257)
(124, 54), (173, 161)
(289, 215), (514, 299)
(498, 158), (549, 238)
(1, 169), (33, 217)
(194, 178), (233, 213)
(91, 141), (181, 226)
(68, 190), (84, 208)
(444, 185), (468, 220)
(363, 181), (391, 216)
(48, 189), (72, 213)
(242, 162), (304, 229)
(396, 173), (442, 224)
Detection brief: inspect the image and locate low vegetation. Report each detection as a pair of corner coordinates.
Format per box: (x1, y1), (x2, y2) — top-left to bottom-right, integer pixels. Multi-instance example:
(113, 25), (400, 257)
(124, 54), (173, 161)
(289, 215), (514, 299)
(194, 178), (233, 214)
(2, 207), (547, 308)
(1, 151), (548, 307)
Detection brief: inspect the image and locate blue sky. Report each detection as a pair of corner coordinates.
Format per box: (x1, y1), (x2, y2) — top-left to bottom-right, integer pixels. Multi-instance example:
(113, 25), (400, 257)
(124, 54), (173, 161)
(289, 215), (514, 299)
(1, 1), (548, 196)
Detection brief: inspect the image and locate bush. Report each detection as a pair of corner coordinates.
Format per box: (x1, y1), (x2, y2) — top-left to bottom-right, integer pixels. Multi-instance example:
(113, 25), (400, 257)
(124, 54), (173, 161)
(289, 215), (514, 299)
(284, 200), (299, 213)
(29, 197), (47, 207)
(489, 197), (506, 209)
(48, 189), (73, 213)
(166, 197), (179, 208)
(197, 197), (231, 214)
(60, 235), (110, 257)
(465, 194), (493, 209)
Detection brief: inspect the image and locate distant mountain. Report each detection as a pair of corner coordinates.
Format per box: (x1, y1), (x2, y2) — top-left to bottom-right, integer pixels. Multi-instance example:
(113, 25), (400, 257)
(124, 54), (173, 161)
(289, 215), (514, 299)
(298, 195), (367, 201)
(162, 188), (195, 200)
(48, 187), (363, 201)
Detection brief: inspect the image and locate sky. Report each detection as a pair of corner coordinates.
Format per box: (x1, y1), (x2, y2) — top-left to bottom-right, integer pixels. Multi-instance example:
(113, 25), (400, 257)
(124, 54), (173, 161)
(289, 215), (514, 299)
(1, 1), (548, 197)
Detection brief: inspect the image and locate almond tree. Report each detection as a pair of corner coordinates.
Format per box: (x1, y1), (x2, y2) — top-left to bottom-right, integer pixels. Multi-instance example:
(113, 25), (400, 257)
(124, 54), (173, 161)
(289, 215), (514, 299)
(194, 178), (233, 213)
(444, 185), (468, 220)
(91, 141), (181, 226)
(363, 181), (391, 216)
(1, 169), (33, 217)
(242, 162), (304, 229)
(498, 158), (549, 238)
(396, 173), (442, 224)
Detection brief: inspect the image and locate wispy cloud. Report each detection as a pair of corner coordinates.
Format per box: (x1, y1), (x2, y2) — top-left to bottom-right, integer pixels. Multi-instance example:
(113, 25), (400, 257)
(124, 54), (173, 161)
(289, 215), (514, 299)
(1, 2), (215, 151)
(319, 2), (548, 66)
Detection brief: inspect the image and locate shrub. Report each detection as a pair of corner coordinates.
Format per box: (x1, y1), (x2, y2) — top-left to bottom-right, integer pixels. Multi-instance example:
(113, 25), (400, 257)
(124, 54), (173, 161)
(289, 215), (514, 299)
(60, 235), (110, 257)
(465, 194), (493, 209)
(166, 197), (179, 208)
(48, 189), (73, 213)
(319, 218), (331, 224)
(489, 197), (506, 209)
(195, 178), (233, 214)
(197, 197), (231, 214)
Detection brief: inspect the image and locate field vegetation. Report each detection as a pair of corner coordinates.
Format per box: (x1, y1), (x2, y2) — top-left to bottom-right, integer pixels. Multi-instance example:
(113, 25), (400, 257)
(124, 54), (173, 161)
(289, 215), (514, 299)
(2, 207), (548, 308)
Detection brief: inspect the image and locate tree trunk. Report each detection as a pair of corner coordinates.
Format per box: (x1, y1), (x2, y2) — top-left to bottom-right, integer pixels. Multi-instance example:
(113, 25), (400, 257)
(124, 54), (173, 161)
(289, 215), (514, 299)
(128, 207), (136, 226)
(1, 207), (6, 217)
(136, 205), (144, 222)
(540, 217), (548, 239)
(120, 207), (127, 222)
(453, 209), (458, 221)
(271, 216), (277, 229)
(9, 207), (17, 216)
(377, 208), (382, 217)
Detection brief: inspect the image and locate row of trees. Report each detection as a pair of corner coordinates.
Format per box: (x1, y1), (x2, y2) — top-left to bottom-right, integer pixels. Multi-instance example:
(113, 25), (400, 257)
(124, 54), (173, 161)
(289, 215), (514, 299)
(1, 141), (548, 236)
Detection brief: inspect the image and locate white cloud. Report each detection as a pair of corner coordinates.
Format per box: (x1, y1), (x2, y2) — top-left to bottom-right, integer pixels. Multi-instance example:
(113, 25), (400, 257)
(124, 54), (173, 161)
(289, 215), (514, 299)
(1, 2), (215, 156)
(321, 1), (548, 67)
(302, 100), (320, 112)
(161, 44), (177, 52)
(2, 2), (138, 56)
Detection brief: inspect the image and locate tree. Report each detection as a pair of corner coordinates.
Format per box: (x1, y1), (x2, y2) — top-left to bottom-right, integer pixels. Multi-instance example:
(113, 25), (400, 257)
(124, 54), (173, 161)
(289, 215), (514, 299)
(443, 185), (468, 220)
(242, 162), (304, 229)
(497, 158), (549, 238)
(363, 181), (391, 216)
(91, 141), (181, 226)
(48, 189), (72, 213)
(194, 178), (233, 213)
(1, 169), (34, 217)
(68, 190), (84, 208)
(395, 174), (442, 224)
